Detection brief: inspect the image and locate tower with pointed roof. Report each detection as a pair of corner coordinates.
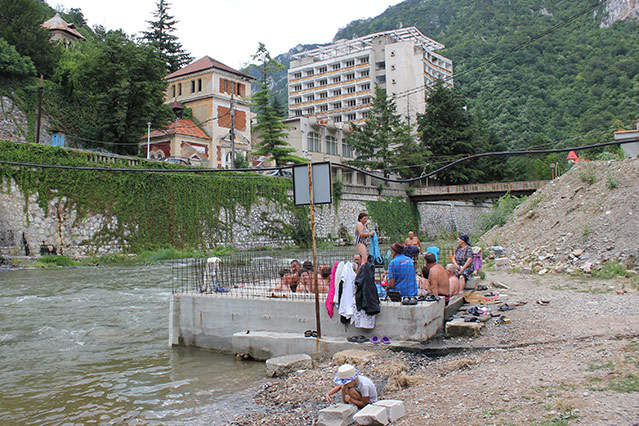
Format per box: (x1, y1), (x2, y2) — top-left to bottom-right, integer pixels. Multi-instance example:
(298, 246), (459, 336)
(41, 13), (86, 47)
(164, 56), (255, 168)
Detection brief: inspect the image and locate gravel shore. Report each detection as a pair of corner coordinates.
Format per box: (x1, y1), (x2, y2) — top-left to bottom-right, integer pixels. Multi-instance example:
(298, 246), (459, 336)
(227, 270), (639, 426)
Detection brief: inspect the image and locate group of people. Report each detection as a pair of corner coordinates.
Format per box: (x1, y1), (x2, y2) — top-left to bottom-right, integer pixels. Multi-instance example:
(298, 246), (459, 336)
(273, 259), (332, 294)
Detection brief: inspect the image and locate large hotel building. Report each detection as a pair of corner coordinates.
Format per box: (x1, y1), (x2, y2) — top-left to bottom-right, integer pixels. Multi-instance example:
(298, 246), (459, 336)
(283, 27), (453, 169)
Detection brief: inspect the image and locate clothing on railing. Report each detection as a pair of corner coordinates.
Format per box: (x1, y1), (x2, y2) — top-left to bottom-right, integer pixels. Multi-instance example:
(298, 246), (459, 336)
(370, 232), (383, 264)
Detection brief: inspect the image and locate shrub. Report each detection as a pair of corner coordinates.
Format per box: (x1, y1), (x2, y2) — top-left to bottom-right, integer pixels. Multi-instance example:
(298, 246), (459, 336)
(479, 193), (526, 232)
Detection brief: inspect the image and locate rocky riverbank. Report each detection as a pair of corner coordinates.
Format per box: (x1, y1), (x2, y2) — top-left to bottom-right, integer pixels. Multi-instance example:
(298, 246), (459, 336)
(227, 270), (639, 425)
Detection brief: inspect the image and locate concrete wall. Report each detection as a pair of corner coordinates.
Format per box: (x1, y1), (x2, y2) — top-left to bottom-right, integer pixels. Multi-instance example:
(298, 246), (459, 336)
(417, 200), (493, 238)
(169, 293), (444, 359)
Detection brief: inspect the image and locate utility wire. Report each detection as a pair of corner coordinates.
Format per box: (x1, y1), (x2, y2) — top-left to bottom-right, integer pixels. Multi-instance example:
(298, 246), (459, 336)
(2, 137), (636, 183)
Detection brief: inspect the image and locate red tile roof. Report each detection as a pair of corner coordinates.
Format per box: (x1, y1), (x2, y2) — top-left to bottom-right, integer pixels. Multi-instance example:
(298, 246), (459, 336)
(149, 118), (210, 140)
(165, 56), (254, 80)
(41, 13), (86, 40)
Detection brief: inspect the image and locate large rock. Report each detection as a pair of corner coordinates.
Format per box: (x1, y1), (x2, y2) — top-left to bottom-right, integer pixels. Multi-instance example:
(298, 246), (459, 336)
(318, 403), (358, 426)
(445, 318), (484, 338)
(265, 353), (312, 377)
(494, 257), (511, 270)
(373, 400), (405, 422)
(353, 404), (389, 425)
(332, 349), (377, 366)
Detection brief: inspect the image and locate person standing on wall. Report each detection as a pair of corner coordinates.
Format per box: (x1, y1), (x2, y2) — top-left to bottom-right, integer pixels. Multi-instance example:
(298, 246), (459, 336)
(354, 212), (374, 261)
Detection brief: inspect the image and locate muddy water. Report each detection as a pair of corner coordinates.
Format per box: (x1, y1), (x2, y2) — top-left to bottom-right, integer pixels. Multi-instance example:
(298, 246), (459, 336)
(0, 263), (265, 425)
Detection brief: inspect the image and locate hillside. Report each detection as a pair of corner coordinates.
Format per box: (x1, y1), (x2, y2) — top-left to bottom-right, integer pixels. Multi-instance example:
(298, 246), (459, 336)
(333, 0), (639, 151)
(481, 158), (639, 273)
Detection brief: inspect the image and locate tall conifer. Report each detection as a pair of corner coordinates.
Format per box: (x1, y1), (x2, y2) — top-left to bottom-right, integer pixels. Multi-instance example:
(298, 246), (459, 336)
(142, 0), (192, 73)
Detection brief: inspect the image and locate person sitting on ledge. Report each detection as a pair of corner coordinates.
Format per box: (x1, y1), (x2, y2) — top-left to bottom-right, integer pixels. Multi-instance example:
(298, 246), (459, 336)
(386, 242), (417, 298)
(446, 263), (462, 295)
(325, 364), (377, 408)
(424, 252), (450, 297)
(296, 269), (312, 293)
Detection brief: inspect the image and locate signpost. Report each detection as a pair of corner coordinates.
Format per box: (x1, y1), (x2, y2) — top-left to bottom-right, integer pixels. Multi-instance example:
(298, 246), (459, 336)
(292, 162), (332, 339)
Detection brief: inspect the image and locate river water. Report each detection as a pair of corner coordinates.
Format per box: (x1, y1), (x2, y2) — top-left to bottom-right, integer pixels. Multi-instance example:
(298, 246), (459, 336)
(0, 263), (266, 425)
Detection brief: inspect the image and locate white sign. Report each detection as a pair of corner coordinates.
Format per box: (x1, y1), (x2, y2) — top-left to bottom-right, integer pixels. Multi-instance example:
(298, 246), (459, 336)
(292, 162), (332, 206)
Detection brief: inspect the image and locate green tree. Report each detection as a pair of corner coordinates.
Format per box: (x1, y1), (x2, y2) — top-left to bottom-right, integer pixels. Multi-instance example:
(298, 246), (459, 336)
(345, 86), (415, 177)
(141, 0), (192, 73)
(251, 43), (306, 166)
(52, 31), (173, 154)
(0, 38), (37, 87)
(417, 83), (478, 185)
(0, 0), (61, 77)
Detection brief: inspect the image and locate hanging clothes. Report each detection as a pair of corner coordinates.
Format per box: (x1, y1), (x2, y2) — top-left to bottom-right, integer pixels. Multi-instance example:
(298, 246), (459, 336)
(369, 232), (383, 265)
(338, 261), (357, 320)
(355, 260), (380, 316)
(325, 261), (339, 318)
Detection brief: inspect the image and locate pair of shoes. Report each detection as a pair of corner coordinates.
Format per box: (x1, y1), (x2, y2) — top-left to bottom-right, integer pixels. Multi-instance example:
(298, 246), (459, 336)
(347, 335), (368, 343)
(499, 303), (516, 311)
(402, 297), (418, 305)
(387, 291), (402, 302)
(466, 306), (487, 316)
(476, 284), (488, 291)
(370, 336), (391, 344)
(304, 330), (318, 337)
(495, 316), (511, 325)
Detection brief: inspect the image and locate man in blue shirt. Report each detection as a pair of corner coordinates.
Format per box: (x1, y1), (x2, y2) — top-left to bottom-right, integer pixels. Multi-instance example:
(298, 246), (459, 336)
(386, 242), (417, 297)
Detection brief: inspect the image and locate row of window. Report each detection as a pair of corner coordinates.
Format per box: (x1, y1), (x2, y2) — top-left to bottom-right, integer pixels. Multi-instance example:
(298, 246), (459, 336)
(293, 94), (371, 106)
(290, 70), (370, 92)
(293, 110), (369, 123)
(307, 133), (354, 157)
(169, 78), (246, 98)
(291, 56), (370, 80)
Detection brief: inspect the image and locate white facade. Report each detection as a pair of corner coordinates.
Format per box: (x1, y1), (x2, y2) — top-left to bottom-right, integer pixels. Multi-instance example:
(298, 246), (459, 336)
(288, 27), (453, 126)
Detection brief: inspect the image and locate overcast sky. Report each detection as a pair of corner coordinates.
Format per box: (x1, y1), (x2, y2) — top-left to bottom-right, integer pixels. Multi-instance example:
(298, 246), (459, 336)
(51, 0), (404, 69)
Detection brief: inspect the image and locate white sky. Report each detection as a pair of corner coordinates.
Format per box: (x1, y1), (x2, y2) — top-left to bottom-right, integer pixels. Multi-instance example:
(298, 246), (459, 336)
(51, 0), (404, 69)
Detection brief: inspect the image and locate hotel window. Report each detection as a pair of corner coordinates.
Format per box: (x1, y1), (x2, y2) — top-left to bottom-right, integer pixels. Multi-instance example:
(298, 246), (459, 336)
(346, 113), (356, 121)
(293, 85), (302, 92)
(360, 83), (370, 91)
(342, 140), (354, 158)
(332, 76), (341, 83)
(319, 92), (328, 99)
(319, 79), (327, 86)
(308, 132), (321, 152)
(345, 59), (355, 67)
(326, 135), (338, 155)
(331, 89), (341, 96)
(305, 82), (315, 89)
(306, 70), (314, 76)
(359, 56), (369, 64)
(319, 104), (328, 112)
(294, 72), (302, 78)
(294, 109), (302, 116)
(360, 97), (371, 104)
(305, 94), (315, 102)
(293, 97), (302, 104)
(332, 63), (340, 70)
(345, 73), (355, 80)
(360, 111), (369, 119)
(346, 86), (356, 94)
(332, 102), (342, 110)
(333, 115), (342, 123)
(318, 66), (327, 73)
(304, 107), (315, 114)
(346, 99), (356, 107)
(359, 70), (369, 77)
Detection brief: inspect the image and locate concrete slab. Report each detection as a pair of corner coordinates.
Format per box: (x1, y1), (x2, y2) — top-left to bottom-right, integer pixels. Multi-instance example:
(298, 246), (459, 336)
(444, 293), (465, 321)
(318, 403), (357, 426)
(373, 400), (405, 422)
(494, 257), (510, 270)
(265, 353), (312, 377)
(465, 276), (481, 290)
(353, 404), (388, 425)
(445, 318), (484, 338)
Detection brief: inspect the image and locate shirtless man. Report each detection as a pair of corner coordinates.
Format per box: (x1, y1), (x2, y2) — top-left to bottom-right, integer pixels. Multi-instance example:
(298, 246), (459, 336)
(446, 264), (462, 295)
(404, 231), (422, 259)
(423, 253), (450, 297)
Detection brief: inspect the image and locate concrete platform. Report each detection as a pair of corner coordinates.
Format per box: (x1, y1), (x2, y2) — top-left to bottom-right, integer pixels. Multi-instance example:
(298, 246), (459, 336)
(444, 293), (465, 321)
(170, 294), (445, 359)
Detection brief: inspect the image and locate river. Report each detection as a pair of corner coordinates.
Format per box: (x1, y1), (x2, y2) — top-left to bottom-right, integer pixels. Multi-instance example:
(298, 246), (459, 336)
(0, 263), (266, 425)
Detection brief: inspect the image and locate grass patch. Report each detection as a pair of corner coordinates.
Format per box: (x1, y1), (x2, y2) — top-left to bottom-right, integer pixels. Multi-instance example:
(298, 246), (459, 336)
(539, 412), (580, 426)
(591, 261), (628, 279)
(608, 374), (639, 393)
(29, 255), (80, 268)
(482, 407), (506, 418)
(579, 167), (597, 185)
(587, 361), (615, 372)
(606, 174), (618, 189)
(576, 287), (609, 294)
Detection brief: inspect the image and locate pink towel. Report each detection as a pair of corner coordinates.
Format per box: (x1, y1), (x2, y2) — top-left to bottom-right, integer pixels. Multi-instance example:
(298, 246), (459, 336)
(325, 261), (339, 317)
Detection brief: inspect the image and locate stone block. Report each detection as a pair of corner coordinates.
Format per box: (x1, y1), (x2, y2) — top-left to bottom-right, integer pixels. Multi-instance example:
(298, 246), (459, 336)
(373, 400), (405, 422)
(318, 403), (357, 426)
(332, 349), (376, 366)
(445, 318), (483, 338)
(265, 353), (312, 377)
(353, 404), (389, 425)
(465, 276), (481, 290)
(494, 257), (510, 270)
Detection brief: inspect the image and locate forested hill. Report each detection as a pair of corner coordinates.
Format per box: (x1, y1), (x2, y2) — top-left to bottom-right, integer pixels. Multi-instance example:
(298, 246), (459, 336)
(333, 0), (639, 150)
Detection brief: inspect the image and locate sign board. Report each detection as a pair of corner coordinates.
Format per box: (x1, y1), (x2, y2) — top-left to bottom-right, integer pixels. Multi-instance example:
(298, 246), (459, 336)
(292, 162), (332, 206)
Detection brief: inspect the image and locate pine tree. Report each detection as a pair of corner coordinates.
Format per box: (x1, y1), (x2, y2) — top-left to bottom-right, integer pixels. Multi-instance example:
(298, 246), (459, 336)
(141, 0), (192, 73)
(417, 83), (478, 184)
(251, 43), (306, 166)
(345, 86), (415, 177)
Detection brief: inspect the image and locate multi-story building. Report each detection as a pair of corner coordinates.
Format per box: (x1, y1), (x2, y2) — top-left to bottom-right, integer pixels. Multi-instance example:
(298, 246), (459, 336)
(287, 27), (453, 129)
(161, 56), (254, 168)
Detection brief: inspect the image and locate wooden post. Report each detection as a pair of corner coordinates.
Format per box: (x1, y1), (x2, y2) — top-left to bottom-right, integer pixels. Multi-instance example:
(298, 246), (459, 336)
(308, 163), (321, 339)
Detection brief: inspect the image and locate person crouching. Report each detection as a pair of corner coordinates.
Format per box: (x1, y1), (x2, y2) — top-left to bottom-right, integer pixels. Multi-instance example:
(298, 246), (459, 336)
(325, 364), (377, 408)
